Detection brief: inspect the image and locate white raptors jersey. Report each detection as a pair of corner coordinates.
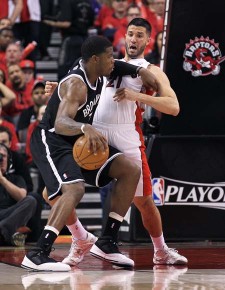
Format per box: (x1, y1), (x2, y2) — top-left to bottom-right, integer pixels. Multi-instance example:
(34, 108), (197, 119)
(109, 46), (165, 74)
(93, 58), (150, 126)
(93, 58), (153, 197)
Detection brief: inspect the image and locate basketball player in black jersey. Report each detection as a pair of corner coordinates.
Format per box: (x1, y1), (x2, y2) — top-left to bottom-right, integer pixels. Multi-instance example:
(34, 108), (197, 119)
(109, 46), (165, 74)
(21, 35), (158, 271)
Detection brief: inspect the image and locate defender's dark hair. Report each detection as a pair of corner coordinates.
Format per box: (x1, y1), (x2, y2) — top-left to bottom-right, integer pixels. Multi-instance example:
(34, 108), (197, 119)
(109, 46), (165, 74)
(128, 18), (152, 35)
(81, 35), (112, 61)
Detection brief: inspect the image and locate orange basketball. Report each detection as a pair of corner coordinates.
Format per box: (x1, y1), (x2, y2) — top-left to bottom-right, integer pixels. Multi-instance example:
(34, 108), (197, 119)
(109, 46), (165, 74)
(73, 135), (109, 170)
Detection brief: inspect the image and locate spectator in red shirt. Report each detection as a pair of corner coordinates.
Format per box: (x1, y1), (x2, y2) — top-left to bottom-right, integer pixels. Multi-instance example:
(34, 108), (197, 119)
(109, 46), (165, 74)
(1, 42), (23, 78)
(25, 104), (46, 166)
(5, 42), (23, 66)
(17, 80), (47, 143)
(3, 63), (33, 126)
(145, 0), (165, 32)
(0, 0), (23, 27)
(94, 0), (114, 34)
(0, 68), (16, 109)
(0, 28), (15, 74)
(0, 104), (19, 151)
(102, 0), (128, 42)
(19, 59), (35, 87)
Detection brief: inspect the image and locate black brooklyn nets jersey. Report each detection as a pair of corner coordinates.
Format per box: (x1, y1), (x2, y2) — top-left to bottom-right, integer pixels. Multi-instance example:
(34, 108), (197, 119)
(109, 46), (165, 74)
(39, 59), (104, 144)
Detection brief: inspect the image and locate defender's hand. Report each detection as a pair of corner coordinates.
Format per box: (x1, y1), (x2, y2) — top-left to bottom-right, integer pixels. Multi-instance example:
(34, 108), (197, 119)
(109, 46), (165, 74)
(113, 88), (137, 102)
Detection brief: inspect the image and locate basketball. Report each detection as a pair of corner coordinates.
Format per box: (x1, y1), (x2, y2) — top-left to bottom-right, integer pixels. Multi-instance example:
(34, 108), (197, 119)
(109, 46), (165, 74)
(73, 135), (109, 170)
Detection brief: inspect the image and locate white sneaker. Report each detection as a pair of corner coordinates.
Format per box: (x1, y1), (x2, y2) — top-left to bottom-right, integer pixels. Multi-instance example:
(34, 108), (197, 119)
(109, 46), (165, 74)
(62, 232), (97, 265)
(21, 248), (71, 271)
(153, 247), (188, 265)
(90, 236), (134, 268)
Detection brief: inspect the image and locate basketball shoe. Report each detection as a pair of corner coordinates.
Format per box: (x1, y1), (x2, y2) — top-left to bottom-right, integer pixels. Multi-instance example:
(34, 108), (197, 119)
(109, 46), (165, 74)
(62, 232), (97, 265)
(153, 246), (188, 265)
(21, 246), (71, 271)
(90, 236), (134, 268)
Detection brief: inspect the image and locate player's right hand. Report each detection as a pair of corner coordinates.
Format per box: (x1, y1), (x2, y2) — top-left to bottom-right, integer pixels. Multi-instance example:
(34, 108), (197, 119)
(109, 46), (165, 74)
(82, 124), (108, 154)
(45, 81), (58, 98)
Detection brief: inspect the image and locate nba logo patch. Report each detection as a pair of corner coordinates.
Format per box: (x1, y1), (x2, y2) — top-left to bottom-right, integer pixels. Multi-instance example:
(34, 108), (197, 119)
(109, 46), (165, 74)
(152, 178), (165, 206)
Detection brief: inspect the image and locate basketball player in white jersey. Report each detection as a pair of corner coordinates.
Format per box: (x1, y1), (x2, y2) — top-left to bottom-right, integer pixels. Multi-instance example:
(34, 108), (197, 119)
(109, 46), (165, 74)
(45, 18), (187, 266)
(91, 17), (187, 265)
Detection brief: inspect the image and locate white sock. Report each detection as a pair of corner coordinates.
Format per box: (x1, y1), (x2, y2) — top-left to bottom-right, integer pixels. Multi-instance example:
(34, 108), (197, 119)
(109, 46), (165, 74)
(151, 233), (167, 252)
(109, 211), (123, 222)
(67, 219), (88, 240)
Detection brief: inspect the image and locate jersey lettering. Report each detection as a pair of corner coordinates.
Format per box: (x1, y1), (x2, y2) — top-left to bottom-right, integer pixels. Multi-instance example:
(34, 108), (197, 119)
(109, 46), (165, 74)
(83, 94), (100, 118)
(106, 76), (123, 89)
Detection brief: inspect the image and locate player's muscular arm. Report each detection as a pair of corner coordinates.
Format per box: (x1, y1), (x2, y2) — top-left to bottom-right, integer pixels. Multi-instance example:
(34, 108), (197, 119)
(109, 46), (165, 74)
(144, 65), (180, 116)
(54, 78), (108, 153)
(114, 65), (180, 116)
(54, 77), (87, 136)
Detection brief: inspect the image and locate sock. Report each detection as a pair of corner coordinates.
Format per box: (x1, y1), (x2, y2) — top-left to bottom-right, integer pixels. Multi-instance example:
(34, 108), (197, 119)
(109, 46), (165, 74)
(151, 233), (167, 252)
(36, 226), (59, 252)
(67, 219), (87, 240)
(102, 212), (123, 241)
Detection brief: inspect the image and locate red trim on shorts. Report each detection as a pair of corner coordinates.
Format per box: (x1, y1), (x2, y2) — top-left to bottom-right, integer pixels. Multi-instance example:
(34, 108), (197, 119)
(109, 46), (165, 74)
(135, 103), (152, 196)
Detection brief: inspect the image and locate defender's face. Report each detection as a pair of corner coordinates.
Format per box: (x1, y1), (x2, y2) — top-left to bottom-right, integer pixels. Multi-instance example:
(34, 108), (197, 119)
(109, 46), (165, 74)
(97, 47), (115, 77)
(125, 25), (150, 59)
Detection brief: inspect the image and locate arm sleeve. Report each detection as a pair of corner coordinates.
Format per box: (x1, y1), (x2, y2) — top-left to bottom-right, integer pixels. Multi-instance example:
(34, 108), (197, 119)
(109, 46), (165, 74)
(111, 60), (141, 78)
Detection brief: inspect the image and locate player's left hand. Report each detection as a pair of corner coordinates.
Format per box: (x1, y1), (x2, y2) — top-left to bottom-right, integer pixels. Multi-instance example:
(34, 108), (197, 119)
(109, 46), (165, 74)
(113, 88), (137, 102)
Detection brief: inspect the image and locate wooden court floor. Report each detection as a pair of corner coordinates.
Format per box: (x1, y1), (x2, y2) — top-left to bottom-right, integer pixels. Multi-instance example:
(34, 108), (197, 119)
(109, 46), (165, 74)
(0, 238), (225, 289)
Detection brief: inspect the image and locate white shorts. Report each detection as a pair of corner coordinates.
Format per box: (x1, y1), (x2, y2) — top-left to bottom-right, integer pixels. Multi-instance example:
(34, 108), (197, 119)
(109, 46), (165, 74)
(93, 122), (152, 197)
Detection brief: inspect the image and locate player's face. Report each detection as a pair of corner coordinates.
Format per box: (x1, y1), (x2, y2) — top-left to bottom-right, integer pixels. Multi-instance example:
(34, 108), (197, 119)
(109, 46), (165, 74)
(97, 47), (115, 77)
(125, 25), (150, 59)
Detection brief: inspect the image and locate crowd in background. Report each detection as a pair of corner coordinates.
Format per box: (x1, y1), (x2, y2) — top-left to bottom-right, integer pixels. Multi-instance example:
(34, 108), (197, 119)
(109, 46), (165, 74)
(0, 0), (165, 246)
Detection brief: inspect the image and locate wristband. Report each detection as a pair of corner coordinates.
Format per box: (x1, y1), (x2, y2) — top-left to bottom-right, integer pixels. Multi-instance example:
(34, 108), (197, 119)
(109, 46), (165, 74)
(81, 124), (85, 134)
(112, 60), (141, 77)
(136, 66), (142, 76)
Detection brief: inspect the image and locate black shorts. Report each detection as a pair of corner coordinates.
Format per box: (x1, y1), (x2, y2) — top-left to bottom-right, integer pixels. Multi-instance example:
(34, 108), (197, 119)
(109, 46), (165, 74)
(30, 127), (122, 200)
